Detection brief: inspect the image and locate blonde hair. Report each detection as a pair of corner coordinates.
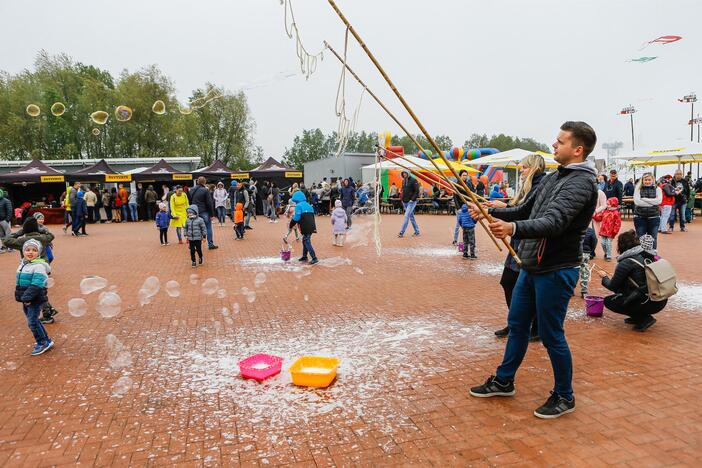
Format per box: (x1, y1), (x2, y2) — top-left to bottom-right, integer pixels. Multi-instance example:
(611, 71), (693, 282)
(635, 172), (654, 193)
(510, 153), (546, 206)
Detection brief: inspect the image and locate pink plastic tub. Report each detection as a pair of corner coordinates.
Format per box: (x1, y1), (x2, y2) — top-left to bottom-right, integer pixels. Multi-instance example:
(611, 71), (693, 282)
(238, 354), (283, 382)
(281, 242), (291, 262)
(457, 242), (464, 252)
(585, 296), (604, 317)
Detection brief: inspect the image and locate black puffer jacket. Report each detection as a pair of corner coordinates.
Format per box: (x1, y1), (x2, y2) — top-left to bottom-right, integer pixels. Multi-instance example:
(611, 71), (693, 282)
(602, 246), (654, 297)
(188, 184), (215, 216)
(490, 161), (597, 273)
(401, 176), (419, 202)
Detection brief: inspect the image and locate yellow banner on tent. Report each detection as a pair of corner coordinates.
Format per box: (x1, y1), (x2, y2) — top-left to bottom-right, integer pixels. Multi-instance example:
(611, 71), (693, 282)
(172, 174), (192, 181)
(105, 174), (131, 182)
(40, 175), (64, 183)
(231, 173), (249, 180)
(285, 171), (303, 178)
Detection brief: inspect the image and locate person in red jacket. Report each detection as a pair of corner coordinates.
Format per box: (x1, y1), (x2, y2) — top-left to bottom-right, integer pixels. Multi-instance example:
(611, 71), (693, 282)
(599, 197), (621, 260)
(658, 175), (675, 234)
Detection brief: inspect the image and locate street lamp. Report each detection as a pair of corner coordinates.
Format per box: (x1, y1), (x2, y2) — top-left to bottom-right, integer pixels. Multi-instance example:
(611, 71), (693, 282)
(689, 115), (701, 143)
(619, 105), (636, 150)
(678, 93), (697, 142)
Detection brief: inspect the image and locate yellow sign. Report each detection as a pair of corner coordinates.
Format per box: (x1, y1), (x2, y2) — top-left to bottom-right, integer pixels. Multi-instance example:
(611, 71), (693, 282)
(285, 171), (303, 178)
(172, 174), (193, 181)
(40, 175), (64, 183)
(105, 174), (132, 183)
(648, 148), (684, 154)
(231, 173), (249, 180)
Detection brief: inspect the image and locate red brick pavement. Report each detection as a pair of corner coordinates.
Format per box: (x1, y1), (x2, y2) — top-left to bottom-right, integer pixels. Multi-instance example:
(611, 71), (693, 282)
(0, 213), (701, 466)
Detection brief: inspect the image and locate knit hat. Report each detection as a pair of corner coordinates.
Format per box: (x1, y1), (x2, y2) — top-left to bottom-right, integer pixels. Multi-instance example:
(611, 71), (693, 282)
(335, 199), (342, 208)
(33, 212), (45, 220)
(22, 238), (42, 255)
(158, 202), (167, 210)
(22, 216), (39, 234)
(639, 234), (656, 254)
(230, 180), (238, 187)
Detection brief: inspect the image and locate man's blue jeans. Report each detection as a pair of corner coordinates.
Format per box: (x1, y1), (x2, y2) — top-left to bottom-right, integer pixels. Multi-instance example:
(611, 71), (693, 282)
(400, 200), (419, 235)
(496, 267), (579, 400)
(199, 212), (215, 247)
(128, 203), (138, 221)
(23, 303), (50, 346)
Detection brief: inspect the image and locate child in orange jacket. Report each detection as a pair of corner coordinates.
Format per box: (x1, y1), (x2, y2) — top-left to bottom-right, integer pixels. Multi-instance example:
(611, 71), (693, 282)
(234, 202), (245, 239)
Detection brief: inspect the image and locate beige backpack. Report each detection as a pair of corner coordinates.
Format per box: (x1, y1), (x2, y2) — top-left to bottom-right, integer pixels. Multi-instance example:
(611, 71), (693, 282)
(630, 258), (678, 302)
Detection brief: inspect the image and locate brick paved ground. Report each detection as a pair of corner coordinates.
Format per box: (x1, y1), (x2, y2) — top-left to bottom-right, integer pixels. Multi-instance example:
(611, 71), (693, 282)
(0, 212), (701, 467)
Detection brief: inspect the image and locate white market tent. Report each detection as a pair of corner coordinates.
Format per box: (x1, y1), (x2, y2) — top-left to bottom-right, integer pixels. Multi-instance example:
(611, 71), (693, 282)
(461, 148), (559, 169)
(614, 144), (702, 167)
(360, 155), (477, 183)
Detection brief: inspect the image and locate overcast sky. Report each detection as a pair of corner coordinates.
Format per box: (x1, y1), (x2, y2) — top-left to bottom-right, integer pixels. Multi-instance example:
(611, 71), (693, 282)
(1, 0), (700, 160)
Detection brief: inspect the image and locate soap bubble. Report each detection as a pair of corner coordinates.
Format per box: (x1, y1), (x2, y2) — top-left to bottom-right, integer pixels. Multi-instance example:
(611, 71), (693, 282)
(165, 280), (181, 298)
(189, 274), (200, 285)
(90, 111), (109, 125)
(254, 273), (267, 288)
(216, 288), (227, 299)
(80, 276), (108, 295)
(114, 105), (133, 122)
(202, 278), (219, 295)
(68, 298), (88, 317)
(224, 317), (234, 325)
(50, 102), (66, 117)
(231, 303), (240, 314)
(221, 307), (230, 317)
(141, 276), (160, 296)
(91, 128), (100, 136)
(97, 291), (122, 318)
(111, 376), (134, 397)
(138, 289), (153, 307)
(178, 106), (192, 115)
(245, 291), (256, 303)
(26, 104), (40, 117)
(46, 277), (55, 288)
(105, 334), (132, 369)
(240, 286), (250, 295)
(151, 100), (166, 115)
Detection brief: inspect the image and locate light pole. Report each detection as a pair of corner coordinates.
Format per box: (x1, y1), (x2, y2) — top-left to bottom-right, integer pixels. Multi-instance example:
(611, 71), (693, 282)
(619, 105), (636, 150)
(678, 93), (697, 142)
(690, 115), (701, 143)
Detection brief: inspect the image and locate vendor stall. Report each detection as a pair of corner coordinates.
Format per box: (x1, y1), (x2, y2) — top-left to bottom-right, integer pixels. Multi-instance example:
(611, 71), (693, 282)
(0, 159), (67, 222)
(132, 159), (193, 184)
(67, 159), (128, 184)
(192, 159), (237, 182)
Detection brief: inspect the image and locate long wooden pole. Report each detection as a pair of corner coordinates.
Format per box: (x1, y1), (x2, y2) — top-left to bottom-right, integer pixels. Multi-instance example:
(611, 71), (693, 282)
(324, 40), (503, 252)
(323, 7), (519, 262)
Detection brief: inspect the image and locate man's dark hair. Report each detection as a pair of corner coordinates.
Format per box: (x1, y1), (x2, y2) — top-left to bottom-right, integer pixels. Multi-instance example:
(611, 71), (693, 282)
(459, 170), (468, 176)
(617, 229), (640, 255)
(560, 121), (597, 157)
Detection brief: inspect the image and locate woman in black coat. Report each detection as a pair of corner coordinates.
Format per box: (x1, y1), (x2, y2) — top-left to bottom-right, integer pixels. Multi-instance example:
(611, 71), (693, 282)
(595, 230), (667, 332)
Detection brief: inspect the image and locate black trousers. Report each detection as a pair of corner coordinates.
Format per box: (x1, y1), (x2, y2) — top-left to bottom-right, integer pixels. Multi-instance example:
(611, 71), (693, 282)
(604, 294), (666, 321)
(189, 240), (203, 262)
(462, 227), (475, 255)
(499, 266), (538, 336)
(159, 228), (168, 244)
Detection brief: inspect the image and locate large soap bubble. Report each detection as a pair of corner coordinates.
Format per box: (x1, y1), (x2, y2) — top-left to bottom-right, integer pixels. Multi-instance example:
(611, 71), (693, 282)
(254, 273), (267, 288)
(80, 276), (108, 295)
(141, 276), (160, 296)
(216, 288), (227, 299)
(90, 111), (109, 125)
(105, 334), (132, 369)
(178, 106), (193, 115)
(26, 104), (41, 117)
(50, 102), (66, 117)
(189, 274), (200, 285)
(68, 298), (88, 317)
(111, 376), (134, 397)
(165, 280), (181, 298)
(91, 128), (100, 136)
(151, 100), (166, 115)
(202, 278), (219, 295)
(114, 105), (133, 122)
(97, 291), (122, 318)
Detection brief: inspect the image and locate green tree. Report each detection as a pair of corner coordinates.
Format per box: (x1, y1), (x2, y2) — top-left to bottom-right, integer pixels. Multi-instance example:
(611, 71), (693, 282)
(283, 128), (333, 169)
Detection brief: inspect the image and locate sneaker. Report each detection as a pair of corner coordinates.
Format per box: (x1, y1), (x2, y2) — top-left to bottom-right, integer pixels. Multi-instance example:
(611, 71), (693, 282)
(470, 254), (477, 259)
(208, 245), (219, 250)
(192, 261), (197, 267)
(469, 375), (515, 397)
(244, 226), (253, 230)
(633, 315), (656, 332)
(533, 392), (575, 419)
(624, 317), (636, 324)
(494, 326), (509, 337)
(397, 233), (404, 238)
(40, 316), (55, 324)
(452, 240), (457, 245)
(31, 340), (54, 356)
(62, 226), (67, 233)
(165, 242), (169, 246)
(412, 232), (421, 237)
(309, 258), (319, 265)
(298, 256), (308, 262)
(198, 257), (203, 265)
(462, 254), (469, 259)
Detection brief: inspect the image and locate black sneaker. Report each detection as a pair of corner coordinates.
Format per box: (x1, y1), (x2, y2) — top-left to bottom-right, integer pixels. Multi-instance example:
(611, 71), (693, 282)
(462, 254), (470, 259)
(244, 226), (253, 230)
(198, 257), (203, 265)
(397, 233), (404, 238)
(624, 317), (636, 324)
(298, 256), (308, 262)
(412, 232), (421, 237)
(469, 375), (515, 397)
(633, 315), (656, 332)
(494, 326), (509, 337)
(40, 316), (55, 324)
(208, 245), (219, 250)
(470, 254), (477, 259)
(309, 258), (319, 265)
(192, 261), (197, 267)
(533, 392), (575, 419)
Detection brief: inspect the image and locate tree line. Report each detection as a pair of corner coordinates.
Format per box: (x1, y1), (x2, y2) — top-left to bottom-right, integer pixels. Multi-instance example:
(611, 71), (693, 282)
(282, 129), (550, 169)
(0, 51), (258, 169)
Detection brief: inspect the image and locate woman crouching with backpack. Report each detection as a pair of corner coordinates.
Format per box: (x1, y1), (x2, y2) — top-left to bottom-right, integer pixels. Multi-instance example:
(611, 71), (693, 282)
(595, 230), (667, 332)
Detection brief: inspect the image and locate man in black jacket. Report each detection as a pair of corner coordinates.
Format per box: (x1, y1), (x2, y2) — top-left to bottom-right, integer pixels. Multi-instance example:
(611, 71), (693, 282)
(398, 171), (420, 237)
(0, 189), (13, 253)
(188, 177), (218, 249)
(468, 121), (598, 420)
(603, 169), (623, 203)
(668, 169), (690, 232)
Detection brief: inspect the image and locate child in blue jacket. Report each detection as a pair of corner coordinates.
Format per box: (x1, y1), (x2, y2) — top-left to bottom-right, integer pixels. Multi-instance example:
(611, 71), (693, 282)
(155, 202), (174, 245)
(15, 239), (53, 355)
(290, 191), (318, 265)
(458, 204), (477, 259)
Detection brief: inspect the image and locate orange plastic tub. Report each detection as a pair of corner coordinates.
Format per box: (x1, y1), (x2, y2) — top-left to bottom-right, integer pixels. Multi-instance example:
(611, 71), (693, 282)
(289, 356), (340, 388)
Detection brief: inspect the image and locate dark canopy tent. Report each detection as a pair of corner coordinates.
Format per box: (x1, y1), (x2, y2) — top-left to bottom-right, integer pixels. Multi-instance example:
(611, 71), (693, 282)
(0, 160), (67, 218)
(249, 157), (303, 189)
(193, 159), (236, 182)
(67, 159), (126, 183)
(133, 159), (192, 183)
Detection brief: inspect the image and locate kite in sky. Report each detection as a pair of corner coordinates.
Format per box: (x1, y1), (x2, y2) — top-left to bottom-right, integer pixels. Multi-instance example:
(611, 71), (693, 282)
(628, 56), (658, 63)
(640, 35), (682, 50)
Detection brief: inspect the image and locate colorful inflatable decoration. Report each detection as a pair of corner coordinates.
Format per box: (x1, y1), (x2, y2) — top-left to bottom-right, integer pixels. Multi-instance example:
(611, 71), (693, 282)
(26, 104), (41, 117)
(50, 102), (66, 117)
(377, 131), (391, 149)
(417, 150), (433, 160)
(90, 111), (109, 125)
(462, 147), (499, 161)
(385, 145), (404, 159)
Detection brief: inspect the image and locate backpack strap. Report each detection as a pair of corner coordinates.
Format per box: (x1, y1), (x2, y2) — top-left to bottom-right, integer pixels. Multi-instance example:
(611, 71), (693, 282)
(627, 258), (646, 289)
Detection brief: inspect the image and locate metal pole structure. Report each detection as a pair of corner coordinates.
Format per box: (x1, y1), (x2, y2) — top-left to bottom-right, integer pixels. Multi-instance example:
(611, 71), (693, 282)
(630, 113), (635, 151)
(324, 2), (522, 261)
(619, 105), (636, 151)
(692, 101), (695, 142)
